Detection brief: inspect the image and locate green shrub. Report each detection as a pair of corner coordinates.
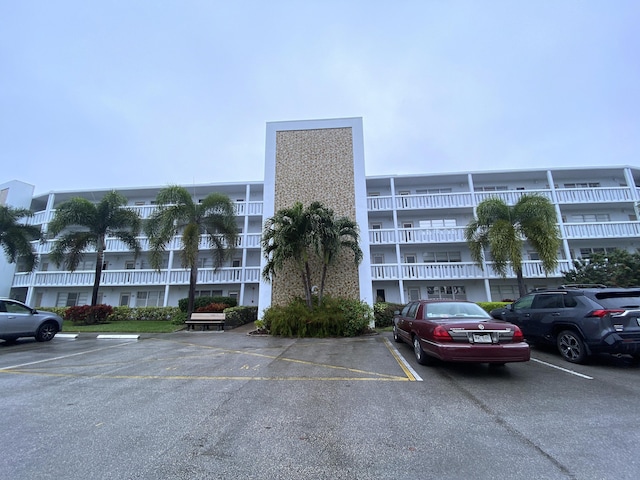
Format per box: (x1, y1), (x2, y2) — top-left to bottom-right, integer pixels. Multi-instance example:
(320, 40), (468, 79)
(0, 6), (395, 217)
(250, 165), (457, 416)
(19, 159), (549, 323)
(178, 296), (237, 312)
(263, 296), (372, 337)
(373, 302), (404, 328)
(224, 306), (258, 328)
(477, 301), (510, 313)
(64, 304), (113, 325)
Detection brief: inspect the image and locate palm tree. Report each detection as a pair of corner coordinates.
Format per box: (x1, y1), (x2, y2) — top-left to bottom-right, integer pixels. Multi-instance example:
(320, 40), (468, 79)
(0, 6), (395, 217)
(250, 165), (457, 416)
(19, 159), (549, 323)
(308, 202), (363, 304)
(261, 201), (363, 309)
(0, 205), (41, 271)
(145, 186), (238, 318)
(262, 202), (315, 308)
(48, 191), (142, 306)
(465, 194), (561, 297)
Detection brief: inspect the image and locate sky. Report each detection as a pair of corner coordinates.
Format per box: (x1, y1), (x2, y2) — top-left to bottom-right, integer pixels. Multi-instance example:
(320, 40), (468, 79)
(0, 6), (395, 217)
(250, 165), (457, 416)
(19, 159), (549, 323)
(1, 1), (639, 195)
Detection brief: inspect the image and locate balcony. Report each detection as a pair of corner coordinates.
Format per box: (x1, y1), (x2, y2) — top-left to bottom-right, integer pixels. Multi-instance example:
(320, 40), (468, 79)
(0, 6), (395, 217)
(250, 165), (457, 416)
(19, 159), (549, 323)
(555, 187), (633, 204)
(26, 200), (264, 227)
(369, 227), (467, 245)
(473, 189), (552, 205)
(12, 267), (261, 288)
(371, 260), (572, 281)
(563, 222), (640, 239)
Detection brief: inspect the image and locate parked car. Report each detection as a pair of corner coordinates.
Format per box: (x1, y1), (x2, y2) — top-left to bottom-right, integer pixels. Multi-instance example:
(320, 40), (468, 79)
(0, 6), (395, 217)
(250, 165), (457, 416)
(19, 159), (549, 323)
(0, 298), (63, 343)
(393, 300), (529, 366)
(490, 286), (640, 364)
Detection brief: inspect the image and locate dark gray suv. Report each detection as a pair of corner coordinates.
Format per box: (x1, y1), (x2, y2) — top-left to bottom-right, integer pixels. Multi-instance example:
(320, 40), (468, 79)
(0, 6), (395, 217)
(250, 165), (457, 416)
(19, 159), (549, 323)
(490, 286), (640, 363)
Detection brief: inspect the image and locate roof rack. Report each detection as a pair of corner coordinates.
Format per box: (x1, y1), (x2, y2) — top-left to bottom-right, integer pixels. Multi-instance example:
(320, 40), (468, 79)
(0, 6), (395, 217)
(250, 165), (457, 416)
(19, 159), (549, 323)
(557, 284), (608, 289)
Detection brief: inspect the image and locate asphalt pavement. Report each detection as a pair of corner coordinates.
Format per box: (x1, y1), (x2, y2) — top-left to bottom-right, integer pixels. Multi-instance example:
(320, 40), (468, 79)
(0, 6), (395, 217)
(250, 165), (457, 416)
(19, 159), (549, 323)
(1, 326), (639, 479)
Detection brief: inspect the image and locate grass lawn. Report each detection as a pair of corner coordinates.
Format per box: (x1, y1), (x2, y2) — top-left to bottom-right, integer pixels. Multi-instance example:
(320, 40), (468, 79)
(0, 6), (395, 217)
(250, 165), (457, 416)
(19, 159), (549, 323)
(62, 321), (183, 334)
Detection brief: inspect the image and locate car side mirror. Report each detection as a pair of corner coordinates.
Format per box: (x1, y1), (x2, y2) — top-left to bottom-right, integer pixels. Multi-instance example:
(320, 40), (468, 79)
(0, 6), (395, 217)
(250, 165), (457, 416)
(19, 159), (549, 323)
(394, 310), (400, 315)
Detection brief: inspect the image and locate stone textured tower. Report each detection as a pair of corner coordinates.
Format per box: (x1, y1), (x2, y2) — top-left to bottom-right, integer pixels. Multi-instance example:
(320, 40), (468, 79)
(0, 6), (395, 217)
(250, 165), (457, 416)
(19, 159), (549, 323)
(259, 118), (372, 314)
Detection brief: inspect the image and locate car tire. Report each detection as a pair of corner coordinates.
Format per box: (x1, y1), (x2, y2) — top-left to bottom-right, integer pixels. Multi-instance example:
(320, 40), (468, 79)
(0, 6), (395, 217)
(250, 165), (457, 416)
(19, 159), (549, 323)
(413, 336), (437, 366)
(393, 325), (402, 343)
(557, 330), (587, 364)
(35, 321), (58, 342)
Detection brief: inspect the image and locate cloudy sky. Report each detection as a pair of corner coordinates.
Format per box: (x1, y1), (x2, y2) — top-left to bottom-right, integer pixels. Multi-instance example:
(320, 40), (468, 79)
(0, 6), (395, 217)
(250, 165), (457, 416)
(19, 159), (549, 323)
(1, 1), (638, 195)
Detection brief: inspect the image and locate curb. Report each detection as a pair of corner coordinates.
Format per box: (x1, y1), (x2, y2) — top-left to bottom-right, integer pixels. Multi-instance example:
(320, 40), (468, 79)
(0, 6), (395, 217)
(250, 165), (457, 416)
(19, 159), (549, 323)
(96, 334), (140, 340)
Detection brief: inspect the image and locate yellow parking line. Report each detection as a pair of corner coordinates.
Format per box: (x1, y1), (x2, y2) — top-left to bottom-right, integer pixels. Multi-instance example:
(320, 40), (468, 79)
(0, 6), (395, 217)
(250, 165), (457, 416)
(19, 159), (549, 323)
(0, 370), (410, 382)
(382, 337), (423, 382)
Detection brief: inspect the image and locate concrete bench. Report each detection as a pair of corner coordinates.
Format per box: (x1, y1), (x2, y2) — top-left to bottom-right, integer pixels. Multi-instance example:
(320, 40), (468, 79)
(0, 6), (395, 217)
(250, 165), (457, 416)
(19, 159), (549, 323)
(185, 312), (225, 331)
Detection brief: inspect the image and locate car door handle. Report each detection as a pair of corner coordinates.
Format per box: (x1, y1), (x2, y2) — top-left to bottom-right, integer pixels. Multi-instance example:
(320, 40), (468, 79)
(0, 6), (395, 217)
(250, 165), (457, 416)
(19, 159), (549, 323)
(551, 313), (560, 316)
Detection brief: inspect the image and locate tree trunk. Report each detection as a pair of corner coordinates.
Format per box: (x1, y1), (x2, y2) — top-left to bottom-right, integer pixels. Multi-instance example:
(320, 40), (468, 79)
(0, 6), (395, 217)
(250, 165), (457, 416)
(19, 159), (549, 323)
(91, 237), (105, 306)
(318, 264), (328, 305)
(516, 268), (526, 297)
(187, 263), (198, 318)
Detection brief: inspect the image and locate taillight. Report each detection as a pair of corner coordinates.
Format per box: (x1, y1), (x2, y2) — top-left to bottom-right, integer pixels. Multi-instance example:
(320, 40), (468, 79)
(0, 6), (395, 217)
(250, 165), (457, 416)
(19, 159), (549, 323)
(512, 326), (524, 342)
(588, 309), (625, 318)
(433, 325), (452, 342)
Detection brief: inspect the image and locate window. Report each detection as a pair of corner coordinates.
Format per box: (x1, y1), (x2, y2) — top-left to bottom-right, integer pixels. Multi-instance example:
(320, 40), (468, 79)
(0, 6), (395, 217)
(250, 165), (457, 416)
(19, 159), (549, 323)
(419, 219), (457, 228)
(229, 291), (239, 301)
(232, 259), (241, 267)
(125, 261), (135, 270)
(405, 254), (416, 263)
(376, 289), (386, 302)
(423, 251), (461, 263)
(196, 290), (223, 297)
(563, 182), (600, 188)
(135, 291), (164, 307)
(426, 285), (466, 300)
(571, 214), (610, 223)
(416, 188), (452, 194)
(40, 263), (49, 272)
(56, 292), (87, 307)
(579, 247), (615, 259)
(372, 254), (385, 264)
(474, 186), (508, 192)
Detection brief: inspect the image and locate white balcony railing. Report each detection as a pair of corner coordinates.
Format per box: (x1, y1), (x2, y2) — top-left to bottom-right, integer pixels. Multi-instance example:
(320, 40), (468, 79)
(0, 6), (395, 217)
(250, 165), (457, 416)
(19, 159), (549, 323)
(12, 267), (261, 288)
(555, 187), (633, 204)
(563, 222), (640, 239)
(371, 260), (572, 281)
(473, 189), (553, 206)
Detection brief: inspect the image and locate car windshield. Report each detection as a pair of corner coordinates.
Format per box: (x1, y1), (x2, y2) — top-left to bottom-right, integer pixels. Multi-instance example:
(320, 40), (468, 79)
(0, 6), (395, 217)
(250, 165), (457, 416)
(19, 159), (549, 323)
(425, 302), (491, 318)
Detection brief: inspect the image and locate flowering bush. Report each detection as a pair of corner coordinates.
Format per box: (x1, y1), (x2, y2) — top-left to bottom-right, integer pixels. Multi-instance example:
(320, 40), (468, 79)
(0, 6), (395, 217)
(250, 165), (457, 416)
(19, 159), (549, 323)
(64, 304), (113, 325)
(195, 302), (229, 313)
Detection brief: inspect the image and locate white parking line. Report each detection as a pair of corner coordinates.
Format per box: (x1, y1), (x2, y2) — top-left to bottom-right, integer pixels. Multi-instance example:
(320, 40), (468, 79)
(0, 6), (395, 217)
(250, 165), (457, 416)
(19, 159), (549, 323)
(0, 342), (137, 371)
(531, 358), (593, 379)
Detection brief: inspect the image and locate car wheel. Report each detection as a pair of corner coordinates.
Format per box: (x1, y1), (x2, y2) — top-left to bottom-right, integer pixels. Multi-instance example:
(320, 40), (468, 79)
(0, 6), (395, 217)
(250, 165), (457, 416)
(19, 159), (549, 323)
(557, 330), (587, 364)
(393, 325), (402, 343)
(413, 336), (437, 365)
(35, 321), (58, 342)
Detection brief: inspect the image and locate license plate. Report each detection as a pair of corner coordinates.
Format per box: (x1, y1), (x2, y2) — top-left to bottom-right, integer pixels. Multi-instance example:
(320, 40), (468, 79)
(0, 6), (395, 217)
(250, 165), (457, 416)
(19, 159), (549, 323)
(473, 333), (492, 344)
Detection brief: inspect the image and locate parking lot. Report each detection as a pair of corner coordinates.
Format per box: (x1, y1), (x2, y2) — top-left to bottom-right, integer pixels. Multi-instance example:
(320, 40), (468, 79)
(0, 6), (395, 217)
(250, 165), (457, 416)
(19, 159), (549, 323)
(1, 329), (639, 480)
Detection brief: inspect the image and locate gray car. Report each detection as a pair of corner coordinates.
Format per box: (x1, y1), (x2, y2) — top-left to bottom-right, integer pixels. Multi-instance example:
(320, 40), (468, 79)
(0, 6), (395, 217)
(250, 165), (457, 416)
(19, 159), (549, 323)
(0, 298), (63, 342)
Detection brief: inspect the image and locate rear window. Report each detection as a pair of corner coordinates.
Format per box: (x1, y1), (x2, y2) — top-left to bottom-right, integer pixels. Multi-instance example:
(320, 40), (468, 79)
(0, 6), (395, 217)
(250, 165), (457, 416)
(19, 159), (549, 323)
(593, 291), (640, 309)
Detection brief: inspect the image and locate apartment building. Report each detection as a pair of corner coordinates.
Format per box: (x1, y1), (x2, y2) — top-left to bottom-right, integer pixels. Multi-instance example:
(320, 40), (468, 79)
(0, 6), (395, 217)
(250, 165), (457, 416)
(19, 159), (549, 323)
(3, 164), (639, 309)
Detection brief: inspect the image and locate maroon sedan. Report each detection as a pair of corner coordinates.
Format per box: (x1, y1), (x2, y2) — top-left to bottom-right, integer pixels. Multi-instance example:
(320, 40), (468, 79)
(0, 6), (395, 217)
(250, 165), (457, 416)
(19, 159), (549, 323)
(393, 300), (530, 366)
